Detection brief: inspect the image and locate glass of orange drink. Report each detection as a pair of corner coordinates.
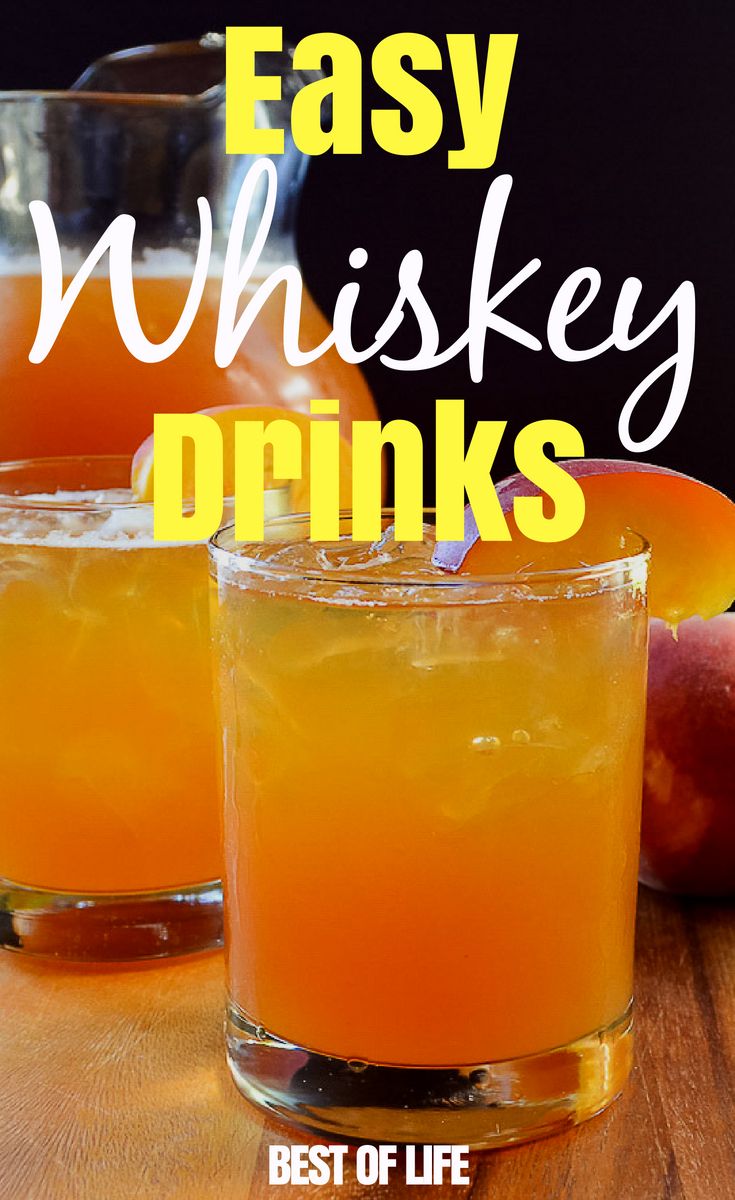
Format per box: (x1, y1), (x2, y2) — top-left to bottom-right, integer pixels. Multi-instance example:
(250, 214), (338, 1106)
(0, 455), (247, 961)
(210, 512), (650, 1147)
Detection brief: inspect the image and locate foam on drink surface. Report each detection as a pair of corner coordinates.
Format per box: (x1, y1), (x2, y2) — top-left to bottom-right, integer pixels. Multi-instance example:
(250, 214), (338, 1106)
(0, 250), (280, 280)
(0, 489), (163, 548)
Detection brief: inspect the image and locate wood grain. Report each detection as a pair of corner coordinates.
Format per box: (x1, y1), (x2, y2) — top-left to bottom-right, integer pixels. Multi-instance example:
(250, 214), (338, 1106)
(0, 889), (732, 1200)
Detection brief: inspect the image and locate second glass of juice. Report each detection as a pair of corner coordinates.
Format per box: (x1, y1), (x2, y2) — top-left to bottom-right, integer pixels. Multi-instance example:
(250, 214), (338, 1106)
(210, 514), (650, 1148)
(0, 456), (221, 960)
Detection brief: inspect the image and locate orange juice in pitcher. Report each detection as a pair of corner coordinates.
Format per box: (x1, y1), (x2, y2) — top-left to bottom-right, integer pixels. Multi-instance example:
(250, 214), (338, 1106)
(0, 36), (376, 459)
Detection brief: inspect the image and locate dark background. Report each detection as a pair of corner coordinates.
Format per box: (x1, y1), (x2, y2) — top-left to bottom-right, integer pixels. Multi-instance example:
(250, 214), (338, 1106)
(2, 0), (733, 495)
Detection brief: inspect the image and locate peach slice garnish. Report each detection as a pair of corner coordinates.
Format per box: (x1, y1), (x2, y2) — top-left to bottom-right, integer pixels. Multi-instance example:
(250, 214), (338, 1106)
(131, 403), (353, 514)
(433, 460), (735, 625)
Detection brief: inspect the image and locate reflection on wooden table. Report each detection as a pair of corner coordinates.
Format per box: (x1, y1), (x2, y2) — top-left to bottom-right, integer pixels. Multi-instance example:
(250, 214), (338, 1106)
(0, 889), (732, 1200)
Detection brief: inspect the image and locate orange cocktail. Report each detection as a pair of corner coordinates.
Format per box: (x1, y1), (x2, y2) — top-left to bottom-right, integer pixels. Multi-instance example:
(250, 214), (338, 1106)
(211, 516), (649, 1146)
(0, 456), (220, 961)
(0, 272), (375, 459)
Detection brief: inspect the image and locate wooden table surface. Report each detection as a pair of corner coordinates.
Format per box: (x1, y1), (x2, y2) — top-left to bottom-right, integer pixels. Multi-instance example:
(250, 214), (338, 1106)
(0, 888), (732, 1200)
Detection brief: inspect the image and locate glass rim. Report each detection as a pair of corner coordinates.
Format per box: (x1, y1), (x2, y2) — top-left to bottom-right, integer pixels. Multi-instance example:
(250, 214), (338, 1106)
(0, 456), (289, 520)
(0, 36), (313, 109)
(0, 89), (224, 108)
(0, 455), (150, 512)
(209, 512), (651, 592)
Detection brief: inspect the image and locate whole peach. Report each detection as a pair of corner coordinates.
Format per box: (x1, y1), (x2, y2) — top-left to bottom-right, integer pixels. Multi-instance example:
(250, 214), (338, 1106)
(640, 614), (735, 895)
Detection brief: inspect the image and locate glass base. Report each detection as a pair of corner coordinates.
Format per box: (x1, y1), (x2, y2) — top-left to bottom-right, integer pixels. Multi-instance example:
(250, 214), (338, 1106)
(0, 877), (223, 962)
(227, 1000), (633, 1149)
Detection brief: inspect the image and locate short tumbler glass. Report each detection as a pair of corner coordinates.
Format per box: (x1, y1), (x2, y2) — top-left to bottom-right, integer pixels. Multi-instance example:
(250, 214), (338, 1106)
(0, 456), (222, 960)
(210, 514), (649, 1148)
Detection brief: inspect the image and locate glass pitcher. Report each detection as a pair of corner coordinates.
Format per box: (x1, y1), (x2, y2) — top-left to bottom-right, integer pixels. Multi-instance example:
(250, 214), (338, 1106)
(0, 34), (375, 459)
